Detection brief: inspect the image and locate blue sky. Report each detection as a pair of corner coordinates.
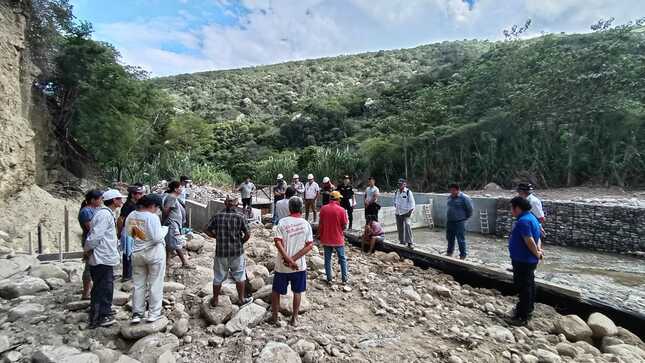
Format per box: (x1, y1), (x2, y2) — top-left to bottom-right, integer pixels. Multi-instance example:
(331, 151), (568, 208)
(69, 0), (644, 76)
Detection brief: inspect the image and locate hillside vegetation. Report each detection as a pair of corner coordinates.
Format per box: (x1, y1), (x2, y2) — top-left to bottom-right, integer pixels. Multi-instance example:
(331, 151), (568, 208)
(156, 27), (645, 190)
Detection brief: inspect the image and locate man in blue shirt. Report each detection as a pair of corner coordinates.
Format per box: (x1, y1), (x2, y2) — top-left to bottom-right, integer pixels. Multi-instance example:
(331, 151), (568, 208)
(508, 196), (543, 326)
(446, 183), (473, 259)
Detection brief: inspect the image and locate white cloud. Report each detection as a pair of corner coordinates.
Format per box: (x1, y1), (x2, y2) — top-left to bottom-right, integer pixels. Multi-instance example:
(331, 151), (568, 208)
(92, 0), (645, 76)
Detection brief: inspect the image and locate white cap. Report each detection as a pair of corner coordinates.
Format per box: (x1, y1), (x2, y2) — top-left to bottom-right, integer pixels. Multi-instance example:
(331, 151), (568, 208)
(307, 174), (314, 180)
(322, 177), (330, 183)
(102, 189), (127, 201)
(277, 174), (284, 179)
(293, 174), (299, 179)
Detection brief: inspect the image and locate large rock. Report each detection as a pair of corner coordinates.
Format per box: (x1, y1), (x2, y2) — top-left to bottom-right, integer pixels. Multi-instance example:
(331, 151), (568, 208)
(32, 345), (100, 363)
(292, 339), (316, 356)
(586, 312), (617, 338)
(0, 276), (49, 299)
(555, 342), (578, 358)
(201, 295), (234, 325)
(552, 315), (592, 342)
(128, 333), (179, 363)
(8, 302), (45, 322)
(185, 235), (205, 252)
(45, 277), (66, 290)
(531, 349), (561, 363)
(0, 335), (10, 352)
(224, 303), (266, 335)
(67, 300), (90, 312)
(249, 277), (265, 292)
(257, 342), (301, 363)
(170, 318), (189, 338)
(29, 264), (68, 281)
(253, 284), (273, 302)
(121, 316), (169, 340)
(112, 290), (130, 306)
(309, 256), (324, 270)
(0, 259), (21, 279)
(433, 285), (452, 298)
(246, 264), (270, 280)
(604, 344), (645, 361)
(279, 291), (311, 315)
(8, 254), (39, 272)
(616, 327), (645, 350)
(401, 286), (421, 302)
(486, 325), (515, 343)
(93, 349), (140, 363)
(163, 282), (185, 293)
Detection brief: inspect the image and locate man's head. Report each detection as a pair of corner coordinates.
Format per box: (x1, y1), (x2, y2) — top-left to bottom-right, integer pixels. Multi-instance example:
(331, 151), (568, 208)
(322, 177), (330, 184)
(85, 189), (103, 208)
(343, 175), (350, 185)
(102, 189), (127, 208)
(307, 174), (314, 183)
(330, 191), (342, 201)
(516, 183), (533, 198)
(448, 183), (460, 198)
(277, 173), (284, 181)
(292, 174), (299, 183)
(137, 194), (161, 213)
(285, 186), (296, 199)
(510, 196), (532, 218)
(245, 176), (251, 183)
(127, 184), (145, 201)
(289, 196), (304, 214)
(398, 178), (406, 190)
(368, 177), (375, 187)
(180, 175), (191, 186)
(224, 195), (238, 209)
(167, 181), (181, 194)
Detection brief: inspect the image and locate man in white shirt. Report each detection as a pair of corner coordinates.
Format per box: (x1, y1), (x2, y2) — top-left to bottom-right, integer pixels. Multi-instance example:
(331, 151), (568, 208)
(275, 187), (296, 222)
(271, 197), (313, 326)
(394, 178), (416, 248)
(238, 177), (256, 217)
(303, 174), (320, 222)
(84, 189), (125, 328)
(517, 183), (546, 237)
(291, 174), (305, 198)
(364, 176), (380, 221)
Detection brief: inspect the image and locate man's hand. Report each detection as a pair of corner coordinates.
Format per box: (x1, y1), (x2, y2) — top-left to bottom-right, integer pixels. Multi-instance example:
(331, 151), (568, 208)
(540, 226), (546, 237)
(83, 250), (93, 261)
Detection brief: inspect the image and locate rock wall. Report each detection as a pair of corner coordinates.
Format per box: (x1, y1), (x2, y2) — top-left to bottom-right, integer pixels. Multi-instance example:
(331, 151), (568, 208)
(495, 199), (645, 254)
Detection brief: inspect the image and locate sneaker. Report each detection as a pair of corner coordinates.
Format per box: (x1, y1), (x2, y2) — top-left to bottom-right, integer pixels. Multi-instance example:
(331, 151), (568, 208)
(98, 315), (116, 327)
(407, 243), (414, 249)
(239, 297), (254, 307)
(130, 313), (143, 324)
(146, 314), (163, 323)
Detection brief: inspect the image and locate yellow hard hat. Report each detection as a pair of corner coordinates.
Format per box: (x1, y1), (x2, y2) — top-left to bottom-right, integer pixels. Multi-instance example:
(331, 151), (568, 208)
(330, 191), (342, 200)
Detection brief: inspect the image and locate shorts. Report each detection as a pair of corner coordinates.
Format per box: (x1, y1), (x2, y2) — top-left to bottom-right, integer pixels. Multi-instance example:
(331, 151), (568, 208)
(165, 225), (183, 251)
(373, 235), (385, 243)
(242, 198), (252, 208)
(272, 271), (307, 294)
(213, 255), (246, 285)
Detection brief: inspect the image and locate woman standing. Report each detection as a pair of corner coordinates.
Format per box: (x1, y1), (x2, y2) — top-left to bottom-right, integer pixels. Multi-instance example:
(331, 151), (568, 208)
(125, 195), (167, 323)
(118, 184), (145, 282)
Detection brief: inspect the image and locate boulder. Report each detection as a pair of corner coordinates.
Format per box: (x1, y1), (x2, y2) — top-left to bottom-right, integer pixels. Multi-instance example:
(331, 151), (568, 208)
(0, 335), (10, 352)
(67, 300), (90, 312)
(112, 290), (130, 306)
(185, 235), (205, 252)
(601, 336), (624, 352)
(120, 316), (169, 340)
(486, 325), (515, 343)
(552, 315), (592, 342)
(309, 256), (324, 270)
(224, 303), (266, 335)
(483, 182), (502, 191)
(573, 341), (600, 356)
(163, 282), (185, 293)
(128, 333), (179, 363)
(0, 259), (20, 279)
(249, 277), (265, 292)
(293, 339), (316, 356)
(586, 312), (617, 338)
(8, 302), (45, 322)
(433, 285), (452, 298)
(32, 345), (100, 363)
(379, 252), (400, 263)
(253, 284), (273, 302)
(201, 295), (234, 325)
(616, 327), (645, 350)
(170, 318), (189, 338)
(531, 349), (561, 363)
(156, 351), (175, 363)
(279, 291), (311, 315)
(555, 342), (578, 358)
(604, 344), (645, 361)
(401, 286), (421, 302)
(257, 342), (301, 363)
(45, 278), (66, 290)
(8, 254), (39, 272)
(246, 265), (270, 280)
(29, 264), (68, 281)
(0, 276), (49, 299)
(93, 348), (124, 363)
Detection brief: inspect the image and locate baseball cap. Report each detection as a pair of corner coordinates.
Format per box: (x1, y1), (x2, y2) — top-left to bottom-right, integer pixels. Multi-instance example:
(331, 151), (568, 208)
(343, 175), (350, 179)
(277, 174), (284, 180)
(102, 189), (127, 201)
(293, 174), (299, 179)
(517, 183), (534, 192)
(322, 177), (330, 183)
(127, 185), (145, 194)
(307, 174), (314, 180)
(85, 189), (103, 201)
(398, 178), (406, 184)
(330, 191), (342, 200)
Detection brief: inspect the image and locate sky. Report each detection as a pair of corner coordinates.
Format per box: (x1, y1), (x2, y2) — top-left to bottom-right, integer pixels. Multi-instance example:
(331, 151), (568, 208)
(69, 0), (644, 76)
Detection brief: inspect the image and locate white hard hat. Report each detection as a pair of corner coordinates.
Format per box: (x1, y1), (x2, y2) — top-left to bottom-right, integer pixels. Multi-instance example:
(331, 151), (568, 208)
(293, 174), (299, 179)
(277, 174), (284, 179)
(323, 177), (330, 183)
(102, 189), (127, 201)
(307, 174), (314, 180)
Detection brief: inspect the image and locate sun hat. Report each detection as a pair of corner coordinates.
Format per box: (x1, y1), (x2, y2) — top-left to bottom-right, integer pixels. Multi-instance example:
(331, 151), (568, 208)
(102, 189), (127, 201)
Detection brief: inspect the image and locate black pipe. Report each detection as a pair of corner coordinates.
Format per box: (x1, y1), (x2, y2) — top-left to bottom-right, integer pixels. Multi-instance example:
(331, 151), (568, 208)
(37, 224), (43, 254)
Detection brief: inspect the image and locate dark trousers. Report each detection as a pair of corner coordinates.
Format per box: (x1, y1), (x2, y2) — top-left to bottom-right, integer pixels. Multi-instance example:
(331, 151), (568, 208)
(512, 261), (537, 319)
(89, 264), (114, 323)
(341, 204), (354, 230)
(122, 253), (132, 280)
(365, 203), (379, 221)
(446, 220), (467, 258)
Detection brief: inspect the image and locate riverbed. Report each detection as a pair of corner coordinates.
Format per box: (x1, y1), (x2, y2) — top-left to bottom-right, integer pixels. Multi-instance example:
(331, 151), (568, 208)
(384, 228), (645, 316)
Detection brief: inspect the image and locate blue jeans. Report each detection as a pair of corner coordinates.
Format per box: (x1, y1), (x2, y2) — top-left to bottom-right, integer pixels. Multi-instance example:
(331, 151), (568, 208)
(446, 221), (467, 258)
(323, 246), (348, 282)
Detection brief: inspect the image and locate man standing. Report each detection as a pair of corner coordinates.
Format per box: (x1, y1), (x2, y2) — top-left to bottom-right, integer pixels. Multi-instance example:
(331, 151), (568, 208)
(271, 197), (313, 326)
(303, 174), (320, 222)
(179, 176), (192, 204)
(364, 177), (380, 221)
(275, 187), (296, 222)
(394, 178), (416, 248)
(320, 177), (335, 206)
(238, 176), (256, 217)
(163, 181), (194, 269)
(338, 175), (356, 230)
(291, 174), (305, 198)
(78, 190), (103, 300)
(206, 196), (253, 307)
(273, 174), (287, 224)
(84, 189), (125, 328)
(318, 191), (349, 284)
(446, 183), (473, 260)
(507, 196), (543, 326)
(517, 183), (546, 236)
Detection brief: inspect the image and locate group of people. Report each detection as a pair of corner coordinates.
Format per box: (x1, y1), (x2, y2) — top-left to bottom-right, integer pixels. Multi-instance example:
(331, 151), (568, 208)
(78, 177), (194, 328)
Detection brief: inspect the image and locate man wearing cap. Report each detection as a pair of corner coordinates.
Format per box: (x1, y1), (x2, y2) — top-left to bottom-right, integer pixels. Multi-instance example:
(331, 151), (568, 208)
(238, 176), (256, 218)
(303, 174), (320, 222)
(517, 183), (546, 237)
(117, 184), (145, 282)
(318, 191), (349, 284)
(273, 174), (287, 224)
(394, 178), (416, 248)
(446, 183), (473, 259)
(291, 174), (305, 198)
(84, 189), (126, 328)
(320, 177), (335, 206)
(338, 175), (356, 230)
(206, 196), (253, 307)
(364, 177), (380, 222)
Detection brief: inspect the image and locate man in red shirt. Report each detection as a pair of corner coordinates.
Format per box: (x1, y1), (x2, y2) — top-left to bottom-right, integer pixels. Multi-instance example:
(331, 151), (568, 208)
(317, 191), (349, 284)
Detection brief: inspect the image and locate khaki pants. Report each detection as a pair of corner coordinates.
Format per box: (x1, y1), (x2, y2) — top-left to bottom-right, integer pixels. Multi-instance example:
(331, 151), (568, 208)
(305, 199), (317, 222)
(132, 244), (166, 318)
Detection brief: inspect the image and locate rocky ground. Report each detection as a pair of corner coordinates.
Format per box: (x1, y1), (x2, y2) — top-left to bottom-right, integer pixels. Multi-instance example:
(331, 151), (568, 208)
(0, 226), (644, 363)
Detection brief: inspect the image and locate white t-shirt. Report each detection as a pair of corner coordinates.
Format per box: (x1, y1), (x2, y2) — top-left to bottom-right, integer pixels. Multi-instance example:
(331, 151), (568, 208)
(528, 194), (545, 220)
(239, 182), (255, 199)
(304, 181), (320, 200)
(365, 185), (380, 204)
(273, 216), (313, 273)
(125, 210), (167, 257)
(275, 199), (291, 221)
